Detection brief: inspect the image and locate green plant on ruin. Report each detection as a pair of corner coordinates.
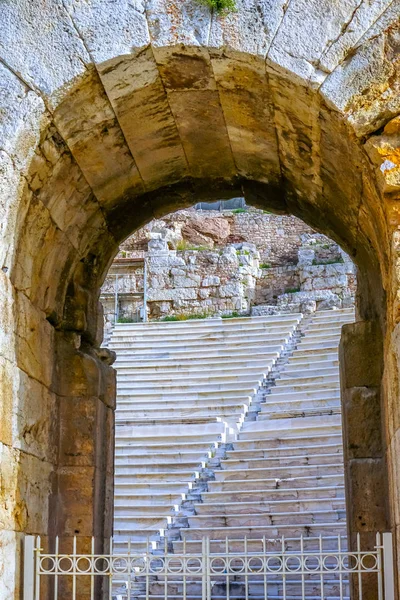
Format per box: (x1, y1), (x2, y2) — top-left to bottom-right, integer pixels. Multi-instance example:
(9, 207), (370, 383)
(195, 0), (237, 14)
(221, 311), (250, 319)
(176, 239), (210, 252)
(117, 316), (136, 323)
(285, 287), (301, 294)
(160, 312), (210, 322)
(260, 262), (271, 269)
(231, 207), (247, 214)
(312, 257), (344, 266)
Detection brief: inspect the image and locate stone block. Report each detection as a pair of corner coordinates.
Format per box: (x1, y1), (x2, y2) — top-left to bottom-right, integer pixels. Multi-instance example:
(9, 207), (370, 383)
(202, 276), (220, 287)
(14, 291), (54, 387)
(342, 387), (382, 460)
(0, 443), (54, 533)
(345, 458), (389, 533)
(54, 333), (101, 398)
(340, 321), (383, 389)
(59, 396), (105, 467)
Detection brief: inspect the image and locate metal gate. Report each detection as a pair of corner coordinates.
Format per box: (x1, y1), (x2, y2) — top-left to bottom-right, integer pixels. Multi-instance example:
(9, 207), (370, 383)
(24, 533), (395, 600)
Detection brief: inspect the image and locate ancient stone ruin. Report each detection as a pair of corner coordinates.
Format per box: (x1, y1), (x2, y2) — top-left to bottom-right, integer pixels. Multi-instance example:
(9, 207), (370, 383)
(101, 208), (356, 323)
(1, 0), (400, 598)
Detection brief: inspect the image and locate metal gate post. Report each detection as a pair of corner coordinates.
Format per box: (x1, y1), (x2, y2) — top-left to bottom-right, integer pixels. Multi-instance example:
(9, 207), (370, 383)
(383, 533), (395, 600)
(23, 536), (36, 600)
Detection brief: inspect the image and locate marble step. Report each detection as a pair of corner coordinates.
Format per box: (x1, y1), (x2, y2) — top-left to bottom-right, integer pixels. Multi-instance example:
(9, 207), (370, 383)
(144, 578), (349, 597)
(283, 358), (339, 371)
(274, 373), (339, 386)
(113, 344), (285, 360)
(116, 391), (257, 404)
(109, 332), (293, 350)
(114, 481), (191, 494)
(208, 473), (344, 492)
(113, 314), (301, 333)
(278, 365), (338, 379)
(115, 469), (202, 482)
(115, 454), (210, 466)
(115, 353), (279, 369)
(116, 381), (261, 393)
(116, 404), (250, 422)
(117, 369), (270, 383)
(116, 397), (258, 411)
(288, 351), (339, 364)
(263, 388), (340, 401)
(115, 460), (206, 473)
(213, 463), (343, 482)
(179, 521), (347, 541)
(114, 493), (185, 505)
(226, 442), (343, 459)
(202, 485), (345, 503)
(233, 432), (342, 450)
(193, 497), (345, 516)
(185, 509), (346, 530)
(172, 533), (349, 554)
(263, 407), (341, 420)
(220, 453), (343, 470)
(117, 421), (224, 439)
(259, 398), (340, 413)
(114, 359), (275, 374)
(115, 440), (219, 454)
(239, 415), (343, 438)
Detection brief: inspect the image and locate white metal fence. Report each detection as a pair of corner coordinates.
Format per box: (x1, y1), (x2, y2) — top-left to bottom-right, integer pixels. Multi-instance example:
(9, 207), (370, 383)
(24, 533), (395, 600)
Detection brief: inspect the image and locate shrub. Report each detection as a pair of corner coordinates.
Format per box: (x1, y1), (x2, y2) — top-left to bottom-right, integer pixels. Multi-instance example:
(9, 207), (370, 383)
(160, 312), (210, 322)
(176, 239), (209, 252)
(231, 207), (247, 214)
(196, 0), (237, 14)
(221, 312), (250, 319)
(312, 257), (344, 266)
(117, 316), (136, 323)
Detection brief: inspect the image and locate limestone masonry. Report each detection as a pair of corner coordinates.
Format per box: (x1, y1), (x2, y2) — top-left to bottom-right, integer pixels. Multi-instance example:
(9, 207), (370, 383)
(1, 0), (400, 597)
(101, 208), (356, 322)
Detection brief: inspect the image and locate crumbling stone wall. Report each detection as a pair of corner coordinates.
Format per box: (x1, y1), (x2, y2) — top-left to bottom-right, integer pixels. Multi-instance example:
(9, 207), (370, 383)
(102, 212), (355, 321)
(1, 1), (400, 596)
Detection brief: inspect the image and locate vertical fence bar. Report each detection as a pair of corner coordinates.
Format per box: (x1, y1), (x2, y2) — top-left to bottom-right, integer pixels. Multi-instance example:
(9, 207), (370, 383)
(357, 533), (362, 600)
(319, 535), (324, 600)
(244, 536), (248, 600)
(109, 536), (113, 600)
(338, 535), (344, 600)
(146, 537), (150, 600)
(35, 536), (41, 600)
(262, 537), (267, 600)
(114, 274), (119, 324)
(225, 537), (230, 600)
(376, 533), (383, 600)
(383, 533), (395, 600)
(183, 537), (187, 600)
(202, 537), (207, 600)
(281, 536), (286, 600)
(72, 537), (77, 600)
(206, 538), (211, 600)
(54, 536), (59, 600)
(300, 535), (305, 600)
(23, 536), (36, 600)
(90, 537), (94, 600)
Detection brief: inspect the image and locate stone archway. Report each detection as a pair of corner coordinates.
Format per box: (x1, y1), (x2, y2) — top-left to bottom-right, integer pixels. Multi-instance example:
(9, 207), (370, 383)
(1, 1), (400, 596)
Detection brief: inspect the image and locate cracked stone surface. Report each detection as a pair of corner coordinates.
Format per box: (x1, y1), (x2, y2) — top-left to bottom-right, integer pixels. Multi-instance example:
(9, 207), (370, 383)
(1, 1), (400, 597)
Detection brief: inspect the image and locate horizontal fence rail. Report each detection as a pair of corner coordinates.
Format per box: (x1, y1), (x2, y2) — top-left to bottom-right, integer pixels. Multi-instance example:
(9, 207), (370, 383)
(23, 533), (395, 600)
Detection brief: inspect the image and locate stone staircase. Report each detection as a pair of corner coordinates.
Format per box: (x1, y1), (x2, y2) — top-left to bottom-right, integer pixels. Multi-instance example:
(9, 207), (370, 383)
(110, 309), (354, 598)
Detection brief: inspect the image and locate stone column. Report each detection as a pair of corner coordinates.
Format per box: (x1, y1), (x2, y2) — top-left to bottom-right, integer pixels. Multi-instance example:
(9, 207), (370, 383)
(52, 330), (116, 598)
(339, 320), (389, 599)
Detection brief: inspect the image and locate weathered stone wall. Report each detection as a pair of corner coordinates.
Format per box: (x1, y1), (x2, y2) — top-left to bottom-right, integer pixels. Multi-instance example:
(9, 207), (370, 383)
(120, 207), (316, 265)
(102, 238), (260, 321)
(102, 212), (355, 321)
(1, 1), (400, 597)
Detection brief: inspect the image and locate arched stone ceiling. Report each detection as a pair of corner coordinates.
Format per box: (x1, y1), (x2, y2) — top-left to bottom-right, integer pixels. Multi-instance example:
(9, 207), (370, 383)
(0, 0), (399, 327)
